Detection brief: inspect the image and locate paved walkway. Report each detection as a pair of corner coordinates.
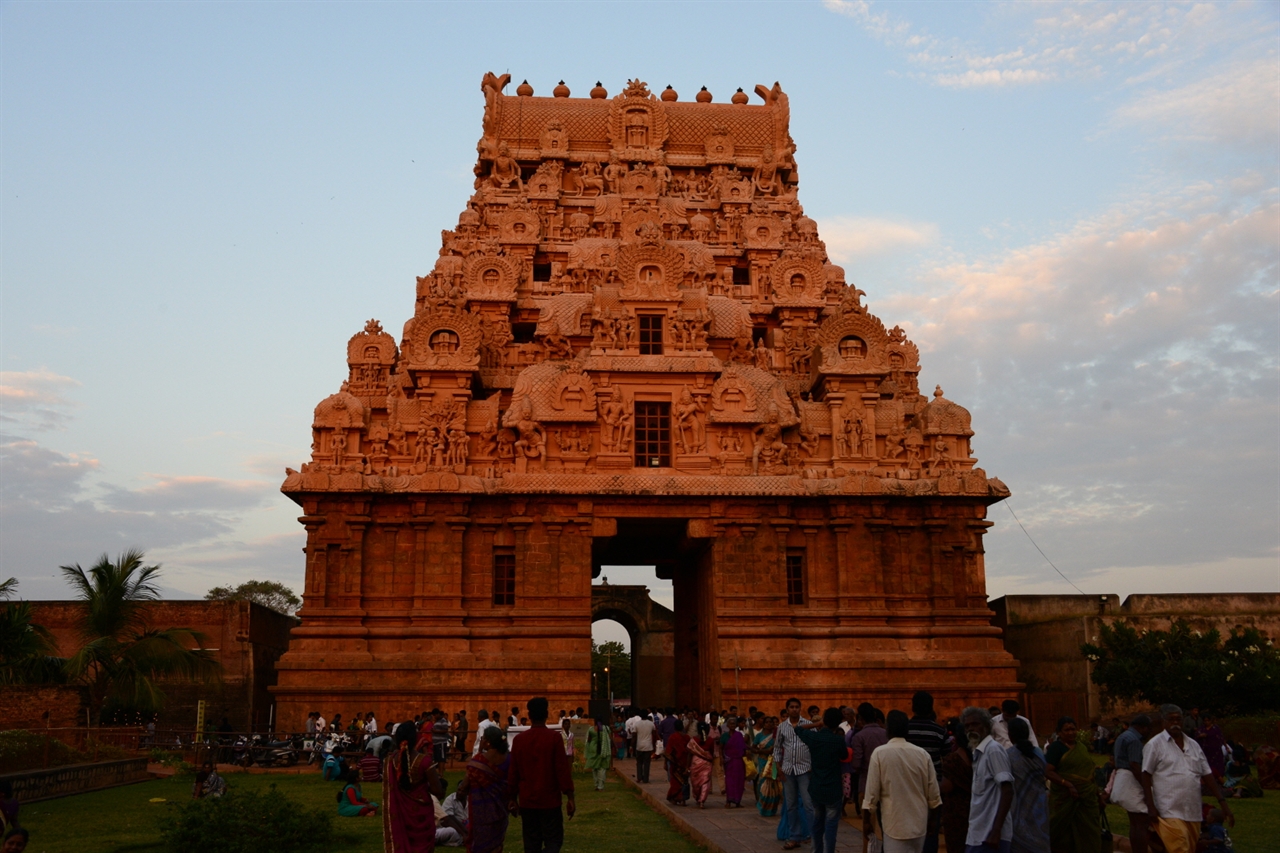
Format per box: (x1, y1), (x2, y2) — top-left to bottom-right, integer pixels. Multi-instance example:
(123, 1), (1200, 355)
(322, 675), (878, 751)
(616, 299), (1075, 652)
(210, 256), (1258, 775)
(610, 757), (867, 853)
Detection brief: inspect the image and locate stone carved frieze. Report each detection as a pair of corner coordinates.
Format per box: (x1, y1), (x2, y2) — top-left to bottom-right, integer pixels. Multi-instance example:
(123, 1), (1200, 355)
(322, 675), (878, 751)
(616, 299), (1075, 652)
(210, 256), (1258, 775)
(346, 319), (398, 396)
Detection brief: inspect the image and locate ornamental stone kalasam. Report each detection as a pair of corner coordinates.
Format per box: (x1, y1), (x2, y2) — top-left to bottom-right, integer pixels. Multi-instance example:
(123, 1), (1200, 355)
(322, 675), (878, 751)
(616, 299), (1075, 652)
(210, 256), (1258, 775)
(273, 75), (1019, 724)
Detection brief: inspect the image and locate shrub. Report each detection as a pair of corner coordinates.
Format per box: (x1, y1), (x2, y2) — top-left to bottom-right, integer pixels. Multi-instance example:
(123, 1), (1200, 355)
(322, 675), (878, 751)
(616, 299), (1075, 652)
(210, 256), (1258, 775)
(1082, 620), (1280, 716)
(159, 785), (334, 853)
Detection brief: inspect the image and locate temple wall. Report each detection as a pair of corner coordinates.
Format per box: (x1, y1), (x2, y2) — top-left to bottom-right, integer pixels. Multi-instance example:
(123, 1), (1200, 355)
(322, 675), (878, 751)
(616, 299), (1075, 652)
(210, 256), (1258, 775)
(274, 493), (1021, 729)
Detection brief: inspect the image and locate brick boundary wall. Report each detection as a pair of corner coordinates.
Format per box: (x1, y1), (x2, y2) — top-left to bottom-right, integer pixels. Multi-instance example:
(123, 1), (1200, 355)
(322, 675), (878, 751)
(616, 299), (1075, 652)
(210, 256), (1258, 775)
(0, 758), (151, 803)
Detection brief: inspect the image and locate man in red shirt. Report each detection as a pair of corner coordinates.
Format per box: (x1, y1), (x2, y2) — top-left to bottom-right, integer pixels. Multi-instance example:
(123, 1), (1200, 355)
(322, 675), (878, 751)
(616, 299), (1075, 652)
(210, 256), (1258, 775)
(509, 696), (576, 852)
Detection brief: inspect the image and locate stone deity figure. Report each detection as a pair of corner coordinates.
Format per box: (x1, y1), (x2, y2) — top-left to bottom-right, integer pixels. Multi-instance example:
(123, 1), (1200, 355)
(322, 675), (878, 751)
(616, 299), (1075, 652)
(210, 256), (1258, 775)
(447, 428), (469, 467)
(673, 388), (706, 454)
(883, 429), (905, 460)
(833, 415), (849, 458)
(478, 419), (498, 457)
(603, 155), (628, 194)
(512, 408), (546, 468)
(904, 429), (923, 469)
(574, 161), (604, 197)
(753, 146), (780, 196)
(927, 439), (951, 475)
(751, 408), (786, 475)
(799, 428), (819, 458)
(331, 431), (347, 467)
(754, 341), (772, 371)
(601, 388), (633, 452)
(489, 144), (523, 191)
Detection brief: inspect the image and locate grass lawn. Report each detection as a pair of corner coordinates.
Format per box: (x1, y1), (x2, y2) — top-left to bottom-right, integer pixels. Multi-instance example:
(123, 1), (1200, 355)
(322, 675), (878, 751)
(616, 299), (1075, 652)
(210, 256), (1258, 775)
(18, 768), (706, 853)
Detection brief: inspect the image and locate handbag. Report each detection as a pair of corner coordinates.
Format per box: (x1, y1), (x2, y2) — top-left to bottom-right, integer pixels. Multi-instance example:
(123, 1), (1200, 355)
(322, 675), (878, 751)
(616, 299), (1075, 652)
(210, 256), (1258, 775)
(1099, 807), (1114, 853)
(744, 756), (758, 780)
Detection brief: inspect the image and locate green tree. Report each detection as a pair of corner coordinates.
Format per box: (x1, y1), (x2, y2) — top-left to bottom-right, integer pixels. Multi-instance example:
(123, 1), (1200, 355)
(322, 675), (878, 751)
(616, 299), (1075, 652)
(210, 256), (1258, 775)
(205, 580), (301, 615)
(60, 549), (221, 723)
(1082, 619), (1280, 716)
(591, 640), (631, 701)
(0, 578), (65, 685)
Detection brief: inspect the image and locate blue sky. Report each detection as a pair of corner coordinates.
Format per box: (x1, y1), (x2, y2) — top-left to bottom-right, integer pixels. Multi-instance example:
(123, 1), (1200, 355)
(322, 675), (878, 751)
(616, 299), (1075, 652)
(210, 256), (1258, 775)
(3, 1), (1277, 648)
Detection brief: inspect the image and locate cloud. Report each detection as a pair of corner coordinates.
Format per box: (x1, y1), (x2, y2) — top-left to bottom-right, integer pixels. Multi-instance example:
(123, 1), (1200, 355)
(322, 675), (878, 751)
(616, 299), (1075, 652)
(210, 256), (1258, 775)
(818, 216), (939, 264)
(0, 434), (288, 598)
(0, 369), (80, 431)
(1113, 57), (1280, 151)
(101, 475), (273, 512)
(875, 178), (1280, 578)
(824, 1), (1277, 90)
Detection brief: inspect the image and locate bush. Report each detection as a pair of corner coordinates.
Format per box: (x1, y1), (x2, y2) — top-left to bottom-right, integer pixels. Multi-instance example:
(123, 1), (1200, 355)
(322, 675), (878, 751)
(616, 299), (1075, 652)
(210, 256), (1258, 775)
(159, 785), (334, 853)
(0, 730), (129, 773)
(1082, 620), (1280, 716)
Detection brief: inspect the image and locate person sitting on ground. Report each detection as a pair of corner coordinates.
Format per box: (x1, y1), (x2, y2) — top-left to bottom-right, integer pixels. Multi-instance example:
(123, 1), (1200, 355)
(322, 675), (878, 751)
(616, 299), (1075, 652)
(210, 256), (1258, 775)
(2, 827), (29, 853)
(336, 766), (379, 817)
(359, 745), (383, 782)
(323, 746), (347, 781)
(1222, 760), (1263, 798)
(194, 762), (227, 799)
(1198, 807), (1231, 853)
(434, 789), (469, 847)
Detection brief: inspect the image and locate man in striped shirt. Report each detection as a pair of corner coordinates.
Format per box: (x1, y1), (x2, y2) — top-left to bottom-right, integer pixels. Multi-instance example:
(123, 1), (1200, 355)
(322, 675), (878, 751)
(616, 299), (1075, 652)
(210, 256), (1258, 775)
(906, 691), (948, 853)
(773, 697), (813, 850)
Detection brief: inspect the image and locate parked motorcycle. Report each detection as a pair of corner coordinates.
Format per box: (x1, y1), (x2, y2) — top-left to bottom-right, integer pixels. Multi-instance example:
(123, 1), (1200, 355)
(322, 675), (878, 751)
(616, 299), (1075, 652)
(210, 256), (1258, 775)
(249, 734), (299, 767)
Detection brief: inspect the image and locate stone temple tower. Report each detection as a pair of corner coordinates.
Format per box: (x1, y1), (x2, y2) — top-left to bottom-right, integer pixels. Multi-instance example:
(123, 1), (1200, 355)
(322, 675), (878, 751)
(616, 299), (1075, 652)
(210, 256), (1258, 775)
(272, 75), (1020, 727)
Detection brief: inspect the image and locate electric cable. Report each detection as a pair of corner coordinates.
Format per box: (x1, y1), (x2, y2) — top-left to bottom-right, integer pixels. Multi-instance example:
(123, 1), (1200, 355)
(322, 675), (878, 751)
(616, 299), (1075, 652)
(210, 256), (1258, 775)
(1000, 499), (1088, 596)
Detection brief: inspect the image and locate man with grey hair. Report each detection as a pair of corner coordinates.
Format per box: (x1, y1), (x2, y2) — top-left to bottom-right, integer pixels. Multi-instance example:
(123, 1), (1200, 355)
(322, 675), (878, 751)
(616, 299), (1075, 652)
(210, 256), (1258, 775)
(1141, 704), (1233, 853)
(961, 706), (1013, 853)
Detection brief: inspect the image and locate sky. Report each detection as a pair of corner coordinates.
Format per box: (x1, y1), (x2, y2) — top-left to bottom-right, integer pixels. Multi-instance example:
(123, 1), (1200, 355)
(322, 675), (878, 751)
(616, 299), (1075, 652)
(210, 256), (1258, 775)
(2, 1), (1277, 651)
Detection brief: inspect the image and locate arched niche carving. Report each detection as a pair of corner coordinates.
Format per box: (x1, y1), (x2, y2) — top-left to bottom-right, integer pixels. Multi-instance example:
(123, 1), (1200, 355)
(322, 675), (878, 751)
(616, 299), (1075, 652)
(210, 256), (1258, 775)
(743, 215), (785, 249)
(607, 80), (668, 160)
(548, 362), (598, 420)
(704, 125), (735, 164)
(709, 368), (760, 422)
(463, 251), (521, 301)
(407, 307), (482, 370)
(770, 251), (827, 305)
(814, 310), (890, 373)
(497, 206), (541, 245)
(347, 319), (398, 366)
(616, 235), (685, 300)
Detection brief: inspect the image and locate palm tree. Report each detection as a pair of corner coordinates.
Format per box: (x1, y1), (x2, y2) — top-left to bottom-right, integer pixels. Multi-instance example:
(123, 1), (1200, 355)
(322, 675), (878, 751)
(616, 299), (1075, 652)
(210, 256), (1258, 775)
(0, 578), (64, 685)
(60, 549), (221, 723)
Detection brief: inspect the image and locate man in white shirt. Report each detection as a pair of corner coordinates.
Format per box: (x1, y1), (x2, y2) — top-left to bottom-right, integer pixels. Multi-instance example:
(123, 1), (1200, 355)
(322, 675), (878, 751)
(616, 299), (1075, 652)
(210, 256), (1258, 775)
(624, 710), (641, 758)
(862, 710), (942, 853)
(990, 700), (1037, 750)
(633, 713), (657, 783)
(472, 709), (498, 756)
(1141, 704), (1233, 853)
(962, 706), (1013, 853)
(365, 712), (378, 737)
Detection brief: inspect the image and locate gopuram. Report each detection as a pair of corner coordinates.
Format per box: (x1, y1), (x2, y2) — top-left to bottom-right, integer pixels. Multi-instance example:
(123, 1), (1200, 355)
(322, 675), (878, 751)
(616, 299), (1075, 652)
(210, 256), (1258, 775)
(273, 74), (1021, 727)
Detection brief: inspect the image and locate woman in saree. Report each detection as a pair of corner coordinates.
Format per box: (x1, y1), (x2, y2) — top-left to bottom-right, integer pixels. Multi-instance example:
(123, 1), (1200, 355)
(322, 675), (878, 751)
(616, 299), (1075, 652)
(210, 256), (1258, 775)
(585, 716), (611, 791)
(940, 719), (973, 853)
(384, 720), (445, 853)
(666, 725), (691, 805)
(459, 726), (510, 853)
(751, 716), (777, 802)
(721, 716), (747, 808)
(688, 723), (715, 808)
(1196, 714), (1228, 779)
(1006, 718), (1050, 853)
(1044, 716), (1101, 853)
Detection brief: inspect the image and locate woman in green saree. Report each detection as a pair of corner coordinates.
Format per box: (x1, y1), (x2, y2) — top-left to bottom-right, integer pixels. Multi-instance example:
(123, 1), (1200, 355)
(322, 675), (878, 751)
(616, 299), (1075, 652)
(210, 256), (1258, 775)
(1044, 716), (1101, 853)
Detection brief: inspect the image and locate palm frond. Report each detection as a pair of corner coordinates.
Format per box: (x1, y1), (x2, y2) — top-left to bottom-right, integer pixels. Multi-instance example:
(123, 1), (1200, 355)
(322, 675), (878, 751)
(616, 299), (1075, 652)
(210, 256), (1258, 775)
(0, 577), (17, 600)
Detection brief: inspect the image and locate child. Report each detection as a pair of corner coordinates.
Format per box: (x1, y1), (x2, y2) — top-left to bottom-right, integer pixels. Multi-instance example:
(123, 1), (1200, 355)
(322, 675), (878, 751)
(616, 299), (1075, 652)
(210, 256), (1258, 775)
(1198, 808), (1232, 853)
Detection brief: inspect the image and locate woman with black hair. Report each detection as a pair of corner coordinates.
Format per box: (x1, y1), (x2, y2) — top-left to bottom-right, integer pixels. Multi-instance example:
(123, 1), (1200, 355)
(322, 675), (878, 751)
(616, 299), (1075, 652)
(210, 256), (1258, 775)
(337, 765), (379, 817)
(939, 719), (973, 853)
(1044, 716), (1101, 853)
(383, 720), (445, 852)
(1005, 717), (1050, 853)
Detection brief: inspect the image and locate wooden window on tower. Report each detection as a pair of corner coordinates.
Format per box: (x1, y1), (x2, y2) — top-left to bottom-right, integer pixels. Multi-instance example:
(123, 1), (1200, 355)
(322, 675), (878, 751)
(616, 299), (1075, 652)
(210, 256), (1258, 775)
(634, 401), (671, 468)
(786, 551), (805, 605)
(493, 550), (515, 606)
(638, 314), (664, 355)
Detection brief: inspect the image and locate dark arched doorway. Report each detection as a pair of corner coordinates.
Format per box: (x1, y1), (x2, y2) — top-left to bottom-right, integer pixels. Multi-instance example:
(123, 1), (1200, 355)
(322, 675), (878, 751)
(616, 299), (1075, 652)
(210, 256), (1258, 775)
(591, 583), (675, 708)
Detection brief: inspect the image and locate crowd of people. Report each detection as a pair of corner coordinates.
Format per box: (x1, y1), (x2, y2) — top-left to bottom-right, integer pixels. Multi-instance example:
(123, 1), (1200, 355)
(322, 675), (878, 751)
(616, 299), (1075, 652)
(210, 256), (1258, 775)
(245, 694), (1274, 853)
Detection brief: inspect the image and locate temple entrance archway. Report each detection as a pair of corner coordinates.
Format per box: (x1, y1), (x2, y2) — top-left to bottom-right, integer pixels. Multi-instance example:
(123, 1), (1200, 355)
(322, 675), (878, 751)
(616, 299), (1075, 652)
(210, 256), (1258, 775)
(591, 583), (675, 708)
